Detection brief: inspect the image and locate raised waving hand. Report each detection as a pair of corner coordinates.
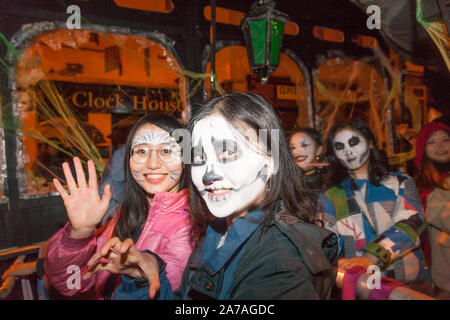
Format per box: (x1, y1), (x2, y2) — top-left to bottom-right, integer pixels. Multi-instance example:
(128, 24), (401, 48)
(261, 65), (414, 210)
(53, 157), (112, 239)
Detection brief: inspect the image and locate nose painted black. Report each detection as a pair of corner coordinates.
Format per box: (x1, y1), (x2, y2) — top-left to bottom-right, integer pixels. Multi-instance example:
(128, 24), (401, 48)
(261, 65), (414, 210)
(202, 166), (222, 185)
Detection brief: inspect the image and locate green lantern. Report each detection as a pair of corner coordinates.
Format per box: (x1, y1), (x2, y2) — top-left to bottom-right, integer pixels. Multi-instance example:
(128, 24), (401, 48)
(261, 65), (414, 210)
(241, 0), (288, 83)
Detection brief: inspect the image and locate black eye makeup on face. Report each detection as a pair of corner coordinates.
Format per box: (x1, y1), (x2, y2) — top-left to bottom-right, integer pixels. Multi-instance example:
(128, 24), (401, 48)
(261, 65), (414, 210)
(348, 136), (360, 147)
(334, 142), (344, 150)
(192, 145), (206, 166)
(212, 137), (242, 163)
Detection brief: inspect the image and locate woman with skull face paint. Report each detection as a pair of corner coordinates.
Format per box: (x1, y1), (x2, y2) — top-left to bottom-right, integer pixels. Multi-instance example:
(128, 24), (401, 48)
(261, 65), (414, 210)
(319, 119), (430, 289)
(289, 128), (328, 192)
(44, 114), (195, 299)
(113, 92), (338, 300)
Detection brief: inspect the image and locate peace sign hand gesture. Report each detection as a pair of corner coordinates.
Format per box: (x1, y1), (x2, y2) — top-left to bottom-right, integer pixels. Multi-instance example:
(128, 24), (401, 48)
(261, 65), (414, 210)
(53, 157), (112, 239)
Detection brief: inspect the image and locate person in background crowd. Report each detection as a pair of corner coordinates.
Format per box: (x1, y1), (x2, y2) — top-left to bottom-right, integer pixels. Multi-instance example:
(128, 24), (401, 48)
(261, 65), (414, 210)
(98, 145), (126, 225)
(414, 121), (450, 207)
(44, 114), (195, 299)
(425, 178), (450, 300)
(414, 121), (450, 298)
(319, 119), (430, 290)
(289, 128), (329, 192)
(90, 92), (338, 300)
(98, 122), (137, 224)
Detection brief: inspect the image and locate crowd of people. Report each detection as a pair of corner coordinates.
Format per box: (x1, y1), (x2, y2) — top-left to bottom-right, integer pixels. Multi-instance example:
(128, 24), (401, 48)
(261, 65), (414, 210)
(40, 91), (449, 300)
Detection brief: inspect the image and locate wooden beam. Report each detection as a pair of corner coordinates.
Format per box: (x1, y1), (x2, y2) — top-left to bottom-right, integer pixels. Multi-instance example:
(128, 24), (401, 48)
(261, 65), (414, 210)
(114, 0), (174, 14)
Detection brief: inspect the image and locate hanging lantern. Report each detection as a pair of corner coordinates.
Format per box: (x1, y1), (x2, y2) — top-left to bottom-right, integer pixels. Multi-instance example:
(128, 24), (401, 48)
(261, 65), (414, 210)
(240, 0), (288, 83)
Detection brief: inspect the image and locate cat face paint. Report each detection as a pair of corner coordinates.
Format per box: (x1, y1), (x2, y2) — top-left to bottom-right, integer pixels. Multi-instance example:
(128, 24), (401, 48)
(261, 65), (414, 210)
(129, 123), (182, 196)
(132, 128), (178, 149)
(333, 129), (370, 171)
(290, 132), (319, 167)
(191, 114), (271, 218)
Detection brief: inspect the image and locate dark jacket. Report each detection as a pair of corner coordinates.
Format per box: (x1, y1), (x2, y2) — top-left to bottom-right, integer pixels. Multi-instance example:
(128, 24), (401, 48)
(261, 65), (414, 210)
(114, 205), (338, 300)
(98, 145), (125, 225)
(303, 168), (326, 193)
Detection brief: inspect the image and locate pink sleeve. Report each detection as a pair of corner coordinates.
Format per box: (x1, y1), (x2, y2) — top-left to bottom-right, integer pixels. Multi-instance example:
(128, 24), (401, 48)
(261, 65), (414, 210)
(159, 225), (193, 290)
(45, 222), (102, 297)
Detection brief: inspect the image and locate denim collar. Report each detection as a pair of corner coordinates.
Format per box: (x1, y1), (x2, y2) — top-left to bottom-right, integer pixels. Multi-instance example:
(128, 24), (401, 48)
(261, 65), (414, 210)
(194, 209), (266, 274)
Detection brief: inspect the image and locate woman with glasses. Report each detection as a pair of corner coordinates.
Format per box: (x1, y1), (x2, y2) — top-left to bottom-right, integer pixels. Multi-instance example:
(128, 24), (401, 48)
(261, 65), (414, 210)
(97, 92), (338, 300)
(44, 113), (196, 299)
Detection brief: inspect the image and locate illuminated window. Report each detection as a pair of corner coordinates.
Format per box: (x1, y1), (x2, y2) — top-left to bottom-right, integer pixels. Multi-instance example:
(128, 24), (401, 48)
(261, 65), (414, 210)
(204, 45), (312, 131)
(12, 27), (187, 197)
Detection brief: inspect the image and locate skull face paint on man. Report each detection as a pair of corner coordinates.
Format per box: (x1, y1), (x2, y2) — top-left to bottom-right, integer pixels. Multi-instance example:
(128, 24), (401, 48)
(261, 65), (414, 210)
(191, 114), (272, 218)
(333, 128), (370, 171)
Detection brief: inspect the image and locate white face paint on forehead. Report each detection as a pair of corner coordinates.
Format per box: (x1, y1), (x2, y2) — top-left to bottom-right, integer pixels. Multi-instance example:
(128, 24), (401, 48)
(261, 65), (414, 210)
(333, 128), (370, 171)
(132, 128), (178, 148)
(191, 114), (271, 218)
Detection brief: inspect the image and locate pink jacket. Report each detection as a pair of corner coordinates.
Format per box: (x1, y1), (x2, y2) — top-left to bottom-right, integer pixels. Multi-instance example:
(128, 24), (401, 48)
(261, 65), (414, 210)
(45, 188), (193, 298)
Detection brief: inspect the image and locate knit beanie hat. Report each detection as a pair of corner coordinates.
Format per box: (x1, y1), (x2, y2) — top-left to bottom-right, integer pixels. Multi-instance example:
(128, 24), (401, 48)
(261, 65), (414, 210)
(415, 121), (450, 168)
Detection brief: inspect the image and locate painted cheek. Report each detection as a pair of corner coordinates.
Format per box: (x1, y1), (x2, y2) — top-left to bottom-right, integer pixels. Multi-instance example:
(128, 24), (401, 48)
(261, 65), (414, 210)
(291, 148), (298, 156)
(359, 148), (370, 163)
(168, 169), (182, 182)
(335, 148), (346, 160)
(216, 161), (242, 187)
(191, 165), (206, 190)
(354, 141), (368, 157)
(131, 169), (145, 183)
(306, 145), (316, 157)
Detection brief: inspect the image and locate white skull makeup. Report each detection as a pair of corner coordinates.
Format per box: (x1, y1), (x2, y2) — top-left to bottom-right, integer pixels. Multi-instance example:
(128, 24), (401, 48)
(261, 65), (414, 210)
(333, 129), (370, 171)
(290, 132), (319, 167)
(191, 114), (272, 218)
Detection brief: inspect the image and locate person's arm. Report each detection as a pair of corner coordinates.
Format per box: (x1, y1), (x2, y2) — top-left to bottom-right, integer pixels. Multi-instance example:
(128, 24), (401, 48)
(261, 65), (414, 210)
(234, 268), (322, 300)
(44, 223), (99, 296)
(319, 192), (344, 254)
(45, 157), (112, 297)
(112, 250), (175, 300)
(426, 188), (450, 233)
(158, 225), (193, 291)
(109, 224), (194, 299)
(230, 240), (326, 300)
(363, 176), (425, 268)
(98, 146), (125, 224)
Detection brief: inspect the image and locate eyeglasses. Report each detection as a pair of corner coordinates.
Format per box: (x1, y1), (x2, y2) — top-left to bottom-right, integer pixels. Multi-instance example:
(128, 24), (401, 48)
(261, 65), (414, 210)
(130, 144), (181, 164)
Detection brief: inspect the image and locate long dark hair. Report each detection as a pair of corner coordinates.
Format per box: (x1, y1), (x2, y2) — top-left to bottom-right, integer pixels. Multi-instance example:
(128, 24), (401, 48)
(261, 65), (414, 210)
(186, 92), (317, 235)
(325, 119), (388, 186)
(114, 113), (187, 241)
